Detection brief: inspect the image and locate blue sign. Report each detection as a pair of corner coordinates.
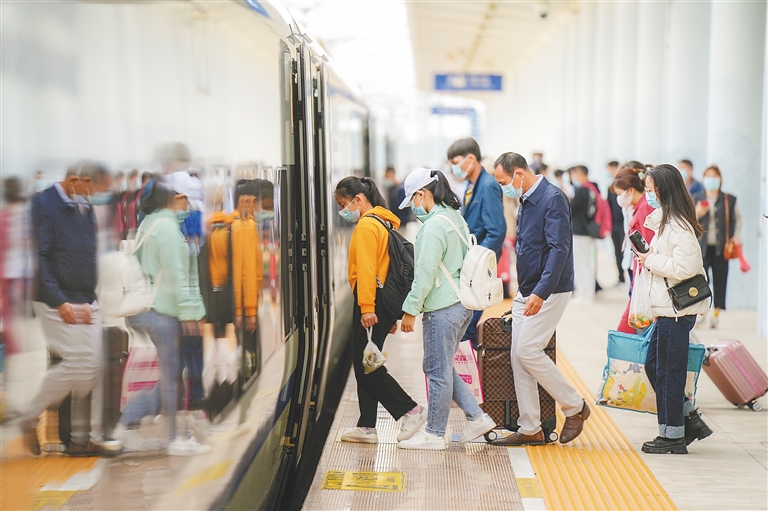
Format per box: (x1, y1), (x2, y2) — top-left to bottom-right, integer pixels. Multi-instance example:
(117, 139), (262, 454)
(435, 74), (502, 92)
(245, 0), (270, 18)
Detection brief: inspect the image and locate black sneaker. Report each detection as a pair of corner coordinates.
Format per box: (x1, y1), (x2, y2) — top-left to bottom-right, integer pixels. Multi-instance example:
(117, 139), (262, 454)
(641, 436), (688, 454)
(684, 410), (713, 446)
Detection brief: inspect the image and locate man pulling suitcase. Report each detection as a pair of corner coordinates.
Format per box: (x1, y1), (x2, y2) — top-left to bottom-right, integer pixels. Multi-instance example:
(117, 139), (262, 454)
(490, 153), (590, 446)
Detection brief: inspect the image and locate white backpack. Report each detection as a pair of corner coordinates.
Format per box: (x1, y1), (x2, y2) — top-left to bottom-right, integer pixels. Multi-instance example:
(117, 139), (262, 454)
(96, 219), (171, 319)
(434, 215), (504, 311)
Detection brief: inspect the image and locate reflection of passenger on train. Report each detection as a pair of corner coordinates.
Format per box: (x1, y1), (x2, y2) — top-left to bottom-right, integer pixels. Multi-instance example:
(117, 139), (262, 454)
(398, 169), (495, 450)
(334, 176), (424, 445)
(22, 164), (103, 456)
(1, 177), (31, 356)
(490, 153), (590, 447)
(117, 175), (209, 456)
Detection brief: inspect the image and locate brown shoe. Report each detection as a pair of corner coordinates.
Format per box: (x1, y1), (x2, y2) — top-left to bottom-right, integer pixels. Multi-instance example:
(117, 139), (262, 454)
(559, 400), (590, 444)
(21, 420), (41, 456)
(68, 441), (102, 457)
(491, 430), (545, 446)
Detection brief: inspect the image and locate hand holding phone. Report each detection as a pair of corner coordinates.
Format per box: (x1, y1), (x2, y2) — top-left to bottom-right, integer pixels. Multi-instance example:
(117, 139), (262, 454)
(629, 230), (650, 254)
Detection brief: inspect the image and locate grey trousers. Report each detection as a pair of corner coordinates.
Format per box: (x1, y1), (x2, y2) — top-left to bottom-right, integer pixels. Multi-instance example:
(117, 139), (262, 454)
(26, 302), (103, 445)
(510, 292), (583, 435)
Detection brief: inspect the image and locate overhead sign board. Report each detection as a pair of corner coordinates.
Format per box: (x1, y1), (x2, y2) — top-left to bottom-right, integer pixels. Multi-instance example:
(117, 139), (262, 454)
(435, 74), (502, 92)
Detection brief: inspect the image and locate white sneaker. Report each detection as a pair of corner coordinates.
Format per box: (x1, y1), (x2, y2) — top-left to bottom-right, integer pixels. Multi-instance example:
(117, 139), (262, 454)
(340, 427), (378, 443)
(167, 437), (212, 456)
(397, 405), (427, 442)
(187, 410), (210, 443)
(398, 431), (446, 450)
(458, 413), (497, 445)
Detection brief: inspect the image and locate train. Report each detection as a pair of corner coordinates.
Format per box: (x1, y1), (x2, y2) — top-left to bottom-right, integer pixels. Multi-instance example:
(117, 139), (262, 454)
(3, 1), (366, 508)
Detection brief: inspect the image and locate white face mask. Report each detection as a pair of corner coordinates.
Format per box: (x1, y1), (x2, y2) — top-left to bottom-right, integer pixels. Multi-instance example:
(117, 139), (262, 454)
(616, 190), (633, 209)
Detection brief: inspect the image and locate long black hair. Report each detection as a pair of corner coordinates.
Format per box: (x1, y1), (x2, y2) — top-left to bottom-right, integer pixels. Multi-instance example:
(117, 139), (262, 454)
(140, 178), (174, 215)
(334, 176), (386, 208)
(423, 170), (461, 210)
(645, 164), (704, 238)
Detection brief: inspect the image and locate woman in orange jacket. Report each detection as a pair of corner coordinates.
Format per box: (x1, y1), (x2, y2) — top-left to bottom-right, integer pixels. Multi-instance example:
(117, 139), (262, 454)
(335, 176), (425, 444)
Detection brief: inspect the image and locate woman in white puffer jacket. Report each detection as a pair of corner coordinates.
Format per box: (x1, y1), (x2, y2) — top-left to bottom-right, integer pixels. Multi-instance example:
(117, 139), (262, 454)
(635, 164), (712, 455)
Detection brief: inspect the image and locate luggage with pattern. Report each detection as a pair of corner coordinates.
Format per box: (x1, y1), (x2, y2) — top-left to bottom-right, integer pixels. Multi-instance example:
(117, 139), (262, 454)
(477, 312), (558, 443)
(703, 339), (768, 411)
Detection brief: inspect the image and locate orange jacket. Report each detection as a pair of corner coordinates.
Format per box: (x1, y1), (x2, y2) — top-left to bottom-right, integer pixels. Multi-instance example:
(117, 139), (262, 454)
(207, 211), (263, 317)
(348, 207), (401, 314)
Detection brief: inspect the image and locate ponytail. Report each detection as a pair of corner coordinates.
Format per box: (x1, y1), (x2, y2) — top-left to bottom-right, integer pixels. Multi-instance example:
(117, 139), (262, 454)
(335, 176), (387, 208)
(423, 171), (461, 210)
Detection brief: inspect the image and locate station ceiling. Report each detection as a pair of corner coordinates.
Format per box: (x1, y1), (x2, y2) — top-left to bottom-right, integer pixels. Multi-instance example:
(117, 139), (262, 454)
(407, 0), (578, 93)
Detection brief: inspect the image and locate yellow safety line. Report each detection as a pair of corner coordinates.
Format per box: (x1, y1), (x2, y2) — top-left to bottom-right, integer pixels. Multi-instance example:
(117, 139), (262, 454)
(526, 350), (677, 511)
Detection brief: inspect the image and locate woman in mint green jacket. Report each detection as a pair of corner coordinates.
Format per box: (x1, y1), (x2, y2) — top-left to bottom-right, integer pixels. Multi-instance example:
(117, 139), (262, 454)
(398, 169), (495, 451)
(118, 175), (208, 456)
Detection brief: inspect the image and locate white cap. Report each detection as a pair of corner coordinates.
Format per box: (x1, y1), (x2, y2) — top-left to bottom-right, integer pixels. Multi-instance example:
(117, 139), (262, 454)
(398, 168), (438, 209)
(163, 171), (194, 198)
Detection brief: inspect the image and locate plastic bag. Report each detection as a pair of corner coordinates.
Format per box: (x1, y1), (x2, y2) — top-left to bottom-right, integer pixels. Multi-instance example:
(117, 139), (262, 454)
(453, 341), (484, 404)
(362, 328), (386, 374)
(628, 268), (653, 330)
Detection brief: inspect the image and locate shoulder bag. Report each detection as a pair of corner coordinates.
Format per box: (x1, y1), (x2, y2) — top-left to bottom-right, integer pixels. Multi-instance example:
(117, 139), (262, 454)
(664, 274), (711, 312)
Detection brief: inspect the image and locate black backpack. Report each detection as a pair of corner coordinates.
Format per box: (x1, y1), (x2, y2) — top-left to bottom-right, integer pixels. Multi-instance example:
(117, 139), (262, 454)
(368, 214), (415, 319)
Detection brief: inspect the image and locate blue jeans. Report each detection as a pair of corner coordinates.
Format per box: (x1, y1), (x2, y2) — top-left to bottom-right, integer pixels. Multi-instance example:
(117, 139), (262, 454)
(645, 315), (696, 439)
(423, 302), (483, 436)
(124, 310), (181, 441)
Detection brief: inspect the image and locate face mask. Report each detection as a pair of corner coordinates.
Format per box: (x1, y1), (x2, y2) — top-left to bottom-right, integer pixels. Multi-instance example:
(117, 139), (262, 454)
(501, 175), (523, 199)
(255, 210), (275, 222)
(89, 192), (113, 206)
(646, 192), (661, 209)
(616, 191), (633, 209)
(703, 177), (721, 192)
(572, 180), (582, 189)
(177, 208), (190, 223)
(410, 193), (428, 218)
(338, 201), (360, 223)
(451, 157), (469, 180)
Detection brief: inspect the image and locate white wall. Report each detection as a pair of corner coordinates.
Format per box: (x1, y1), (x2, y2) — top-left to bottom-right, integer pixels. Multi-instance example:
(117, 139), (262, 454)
(483, 0), (767, 324)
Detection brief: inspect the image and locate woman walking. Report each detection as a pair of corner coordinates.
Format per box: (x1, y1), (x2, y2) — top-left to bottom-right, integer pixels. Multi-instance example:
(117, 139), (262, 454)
(695, 165), (742, 328)
(335, 176), (425, 444)
(398, 169), (495, 450)
(636, 164), (712, 454)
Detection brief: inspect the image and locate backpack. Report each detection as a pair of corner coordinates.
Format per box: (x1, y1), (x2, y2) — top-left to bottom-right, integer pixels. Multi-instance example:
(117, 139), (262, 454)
(583, 181), (612, 239)
(367, 215), (415, 319)
(434, 215), (504, 311)
(115, 189), (142, 240)
(96, 218), (172, 319)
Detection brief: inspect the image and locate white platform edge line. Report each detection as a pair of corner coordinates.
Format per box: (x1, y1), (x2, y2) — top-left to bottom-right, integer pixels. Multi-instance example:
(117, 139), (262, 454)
(507, 447), (546, 511)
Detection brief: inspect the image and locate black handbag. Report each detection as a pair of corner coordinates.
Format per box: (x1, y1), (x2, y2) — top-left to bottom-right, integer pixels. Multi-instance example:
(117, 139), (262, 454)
(664, 274), (712, 312)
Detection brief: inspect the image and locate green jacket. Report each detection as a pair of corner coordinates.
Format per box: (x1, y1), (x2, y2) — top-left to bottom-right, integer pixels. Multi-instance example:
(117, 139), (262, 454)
(402, 204), (469, 316)
(136, 209), (205, 321)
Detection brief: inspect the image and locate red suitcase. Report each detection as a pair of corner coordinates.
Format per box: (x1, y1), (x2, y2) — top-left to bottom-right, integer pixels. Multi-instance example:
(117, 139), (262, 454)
(703, 340), (768, 411)
(477, 312), (558, 443)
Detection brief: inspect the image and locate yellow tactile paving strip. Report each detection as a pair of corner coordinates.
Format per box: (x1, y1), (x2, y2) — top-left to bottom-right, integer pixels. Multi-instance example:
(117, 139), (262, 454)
(527, 351), (677, 511)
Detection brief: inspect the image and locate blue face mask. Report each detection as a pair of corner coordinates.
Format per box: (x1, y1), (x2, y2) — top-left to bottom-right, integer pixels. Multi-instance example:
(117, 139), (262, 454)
(703, 176), (721, 192)
(177, 208), (190, 223)
(89, 192), (113, 206)
(338, 202), (360, 223)
(451, 157), (469, 180)
(646, 192), (661, 209)
(410, 193), (428, 219)
(501, 175), (523, 199)
(255, 210), (275, 222)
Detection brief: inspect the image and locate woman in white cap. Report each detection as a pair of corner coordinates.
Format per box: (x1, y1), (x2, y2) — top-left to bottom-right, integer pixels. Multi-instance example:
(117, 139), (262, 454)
(398, 169), (496, 450)
(115, 173), (209, 456)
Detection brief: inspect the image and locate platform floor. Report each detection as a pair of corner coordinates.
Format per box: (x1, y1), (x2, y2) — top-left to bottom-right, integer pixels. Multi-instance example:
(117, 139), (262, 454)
(303, 283), (767, 511)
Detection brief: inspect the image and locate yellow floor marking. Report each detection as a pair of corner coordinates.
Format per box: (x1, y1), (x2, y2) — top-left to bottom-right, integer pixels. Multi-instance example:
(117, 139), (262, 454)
(322, 471), (405, 492)
(31, 490), (76, 511)
(516, 478), (543, 499)
(526, 350), (677, 511)
(177, 459), (234, 494)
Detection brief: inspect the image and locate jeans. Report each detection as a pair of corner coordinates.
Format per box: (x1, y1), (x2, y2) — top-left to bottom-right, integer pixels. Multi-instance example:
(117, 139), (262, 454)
(351, 289), (417, 427)
(180, 333), (204, 404)
(422, 301), (482, 436)
(645, 315), (696, 439)
(124, 310), (180, 441)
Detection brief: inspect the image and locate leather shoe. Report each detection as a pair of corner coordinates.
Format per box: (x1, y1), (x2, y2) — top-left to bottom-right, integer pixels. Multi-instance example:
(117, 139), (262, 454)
(68, 441), (102, 457)
(491, 430), (545, 446)
(641, 436), (687, 454)
(559, 400), (590, 444)
(21, 420), (41, 456)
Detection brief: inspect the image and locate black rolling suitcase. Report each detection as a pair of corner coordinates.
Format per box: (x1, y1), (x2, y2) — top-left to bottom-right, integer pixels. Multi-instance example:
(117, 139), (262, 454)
(477, 312), (558, 443)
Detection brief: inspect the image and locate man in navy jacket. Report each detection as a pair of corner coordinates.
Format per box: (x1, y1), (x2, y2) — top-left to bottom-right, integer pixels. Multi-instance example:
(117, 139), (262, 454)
(446, 138), (506, 345)
(489, 152), (589, 447)
(21, 163), (103, 456)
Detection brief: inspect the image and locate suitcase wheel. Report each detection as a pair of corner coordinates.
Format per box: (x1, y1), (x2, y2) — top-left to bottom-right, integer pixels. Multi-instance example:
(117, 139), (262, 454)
(484, 431), (498, 442)
(750, 401), (762, 412)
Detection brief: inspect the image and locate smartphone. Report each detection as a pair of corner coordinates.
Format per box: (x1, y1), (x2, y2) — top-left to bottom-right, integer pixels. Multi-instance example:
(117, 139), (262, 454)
(629, 230), (650, 254)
